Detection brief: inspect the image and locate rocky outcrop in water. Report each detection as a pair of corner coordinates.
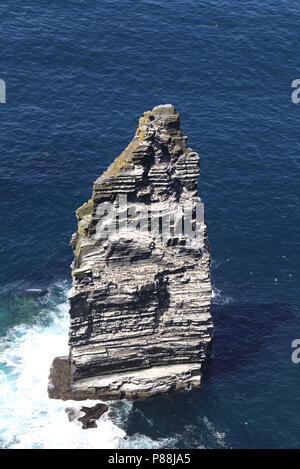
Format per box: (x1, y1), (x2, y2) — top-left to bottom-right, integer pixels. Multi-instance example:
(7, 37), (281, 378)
(65, 403), (108, 429)
(48, 104), (213, 400)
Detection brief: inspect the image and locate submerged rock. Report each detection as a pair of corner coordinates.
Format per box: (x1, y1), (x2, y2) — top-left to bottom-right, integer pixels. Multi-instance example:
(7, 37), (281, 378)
(48, 104), (213, 400)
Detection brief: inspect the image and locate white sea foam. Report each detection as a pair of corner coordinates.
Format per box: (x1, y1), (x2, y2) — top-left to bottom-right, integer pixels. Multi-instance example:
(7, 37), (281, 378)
(211, 286), (233, 305)
(0, 282), (167, 449)
(202, 417), (226, 448)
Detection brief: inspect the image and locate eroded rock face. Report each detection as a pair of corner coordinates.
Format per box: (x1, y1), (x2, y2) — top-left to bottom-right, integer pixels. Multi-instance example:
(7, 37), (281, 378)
(48, 104), (213, 400)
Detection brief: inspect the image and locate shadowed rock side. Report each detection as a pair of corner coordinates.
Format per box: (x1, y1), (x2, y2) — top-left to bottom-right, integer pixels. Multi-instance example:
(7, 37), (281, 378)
(48, 104), (213, 400)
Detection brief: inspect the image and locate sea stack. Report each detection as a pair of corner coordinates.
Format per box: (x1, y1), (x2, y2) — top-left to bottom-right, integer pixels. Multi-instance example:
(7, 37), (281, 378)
(48, 104), (213, 400)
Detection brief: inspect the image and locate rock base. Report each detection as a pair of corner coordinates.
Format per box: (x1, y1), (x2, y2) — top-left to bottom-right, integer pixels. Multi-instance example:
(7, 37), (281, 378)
(48, 356), (203, 401)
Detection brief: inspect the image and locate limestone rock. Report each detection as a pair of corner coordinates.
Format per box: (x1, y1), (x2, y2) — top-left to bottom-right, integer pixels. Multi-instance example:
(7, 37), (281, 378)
(48, 104), (213, 400)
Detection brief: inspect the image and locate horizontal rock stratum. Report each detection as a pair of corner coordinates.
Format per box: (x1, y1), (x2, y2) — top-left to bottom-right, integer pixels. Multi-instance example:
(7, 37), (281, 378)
(48, 104), (213, 400)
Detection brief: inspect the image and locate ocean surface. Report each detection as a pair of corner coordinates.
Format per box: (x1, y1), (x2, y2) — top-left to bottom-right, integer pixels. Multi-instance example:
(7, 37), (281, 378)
(0, 0), (300, 449)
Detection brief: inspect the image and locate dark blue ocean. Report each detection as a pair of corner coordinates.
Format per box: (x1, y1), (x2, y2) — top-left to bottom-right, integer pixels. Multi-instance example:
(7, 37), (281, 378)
(0, 0), (300, 449)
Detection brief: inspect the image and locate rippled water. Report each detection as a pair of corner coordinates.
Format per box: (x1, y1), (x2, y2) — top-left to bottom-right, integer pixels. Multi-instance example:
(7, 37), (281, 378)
(0, 0), (300, 448)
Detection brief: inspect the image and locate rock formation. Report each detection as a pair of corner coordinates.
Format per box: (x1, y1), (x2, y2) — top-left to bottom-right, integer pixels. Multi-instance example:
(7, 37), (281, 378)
(48, 104), (213, 400)
(65, 403), (109, 429)
(65, 402), (108, 429)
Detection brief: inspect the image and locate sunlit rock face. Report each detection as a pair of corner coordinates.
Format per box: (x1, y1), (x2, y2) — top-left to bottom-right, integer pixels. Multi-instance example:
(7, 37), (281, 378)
(48, 105), (213, 400)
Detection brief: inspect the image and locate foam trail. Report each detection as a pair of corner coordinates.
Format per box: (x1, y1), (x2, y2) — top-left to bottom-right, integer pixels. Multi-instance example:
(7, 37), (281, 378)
(202, 417), (226, 448)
